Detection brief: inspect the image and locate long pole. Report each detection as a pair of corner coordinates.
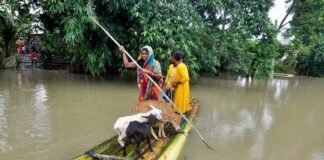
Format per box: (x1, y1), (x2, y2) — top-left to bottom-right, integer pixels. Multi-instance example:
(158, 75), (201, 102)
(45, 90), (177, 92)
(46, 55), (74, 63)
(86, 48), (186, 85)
(91, 17), (214, 150)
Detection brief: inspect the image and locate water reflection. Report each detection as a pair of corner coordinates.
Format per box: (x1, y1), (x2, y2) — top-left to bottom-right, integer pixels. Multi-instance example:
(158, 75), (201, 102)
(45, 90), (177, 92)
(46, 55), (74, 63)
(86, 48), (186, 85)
(16, 70), (51, 141)
(29, 84), (51, 140)
(16, 70), (41, 89)
(250, 103), (274, 160)
(250, 131), (265, 160)
(1, 70), (51, 157)
(271, 79), (289, 100)
(1, 70), (324, 160)
(310, 151), (324, 160)
(262, 103), (273, 130)
(0, 91), (10, 153)
(213, 109), (257, 141)
(236, 76), (252, 88)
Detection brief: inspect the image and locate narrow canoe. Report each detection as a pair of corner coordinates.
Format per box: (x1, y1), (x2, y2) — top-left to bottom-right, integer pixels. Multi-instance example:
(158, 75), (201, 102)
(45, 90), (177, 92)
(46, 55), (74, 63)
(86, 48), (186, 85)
(74, 98), (199, 160)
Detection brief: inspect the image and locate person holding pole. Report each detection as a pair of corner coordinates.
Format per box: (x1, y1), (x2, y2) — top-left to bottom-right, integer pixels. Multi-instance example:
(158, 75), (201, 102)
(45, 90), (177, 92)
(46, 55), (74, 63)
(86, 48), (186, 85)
(91, 17), (213, 149)
(119, 45), (163, 102)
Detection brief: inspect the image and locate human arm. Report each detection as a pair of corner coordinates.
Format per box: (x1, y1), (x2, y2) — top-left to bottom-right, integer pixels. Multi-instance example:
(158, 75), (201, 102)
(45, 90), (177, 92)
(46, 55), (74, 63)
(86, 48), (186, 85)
(141, 68), (162, 79)
(163, 68), (171, 89)
(119, 46), (137, 68)
(141, 60), (163, 80)
(172, 64), (189, 87)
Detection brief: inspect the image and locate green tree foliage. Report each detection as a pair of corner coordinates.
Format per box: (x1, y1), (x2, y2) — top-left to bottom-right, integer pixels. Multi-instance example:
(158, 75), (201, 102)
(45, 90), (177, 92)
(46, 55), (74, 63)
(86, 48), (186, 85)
(190, 0), (278, 77)
(0, 10), (16, 59)
(1, 0), (322, 78)
(0, 0), (42, 61)
(285, 0), (324, 76)
(40, 0), (218, 78)
(274, 43), (299, 74)
(295, 38), (324, 76)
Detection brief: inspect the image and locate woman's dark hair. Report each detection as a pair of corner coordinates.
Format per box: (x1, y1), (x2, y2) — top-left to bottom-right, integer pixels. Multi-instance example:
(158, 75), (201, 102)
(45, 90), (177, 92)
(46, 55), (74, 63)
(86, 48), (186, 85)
(172, 50), (184, 61)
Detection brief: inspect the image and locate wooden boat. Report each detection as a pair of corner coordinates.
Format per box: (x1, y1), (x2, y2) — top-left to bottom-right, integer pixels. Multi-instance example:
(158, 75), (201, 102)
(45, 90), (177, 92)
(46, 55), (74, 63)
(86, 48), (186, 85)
(74, 98), (199, 160)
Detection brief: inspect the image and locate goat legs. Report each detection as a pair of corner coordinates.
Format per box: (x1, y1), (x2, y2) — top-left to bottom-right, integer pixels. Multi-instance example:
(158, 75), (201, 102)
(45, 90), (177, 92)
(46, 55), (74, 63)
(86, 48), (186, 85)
(147, 137), (154, 152)
(135, 141), (144, 159)
(151, 127), (159, 140)
(118, 133), (126, 147)
(158, 123), (166, 138)
(123, 143), (127, 156)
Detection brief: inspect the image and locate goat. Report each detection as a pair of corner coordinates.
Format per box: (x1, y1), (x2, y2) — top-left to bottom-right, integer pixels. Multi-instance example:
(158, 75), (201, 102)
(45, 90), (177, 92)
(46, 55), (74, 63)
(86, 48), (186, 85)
(114, 105), (162, 147)
(134, 100), (182, 139)
(123, 114), (159, 158)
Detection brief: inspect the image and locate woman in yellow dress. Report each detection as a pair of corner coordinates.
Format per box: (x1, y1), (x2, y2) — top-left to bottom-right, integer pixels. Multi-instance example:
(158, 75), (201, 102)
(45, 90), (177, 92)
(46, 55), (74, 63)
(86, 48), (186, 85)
(170, 50), (190, 114)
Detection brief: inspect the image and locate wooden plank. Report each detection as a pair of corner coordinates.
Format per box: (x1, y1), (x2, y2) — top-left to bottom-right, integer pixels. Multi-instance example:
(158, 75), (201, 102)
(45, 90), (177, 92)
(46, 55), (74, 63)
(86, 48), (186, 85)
(273, 73), (294, 78)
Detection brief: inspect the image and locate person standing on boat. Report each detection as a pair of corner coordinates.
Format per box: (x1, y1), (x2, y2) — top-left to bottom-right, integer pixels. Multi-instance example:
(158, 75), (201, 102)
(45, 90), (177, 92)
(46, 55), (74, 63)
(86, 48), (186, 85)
(119, 45), (163, 102)
(170, 50), (190, 114)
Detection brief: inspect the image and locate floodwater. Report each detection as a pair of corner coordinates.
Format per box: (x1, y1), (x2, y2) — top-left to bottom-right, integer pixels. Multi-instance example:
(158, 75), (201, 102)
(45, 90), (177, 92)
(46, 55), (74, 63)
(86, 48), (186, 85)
(0, 70), (323, 160)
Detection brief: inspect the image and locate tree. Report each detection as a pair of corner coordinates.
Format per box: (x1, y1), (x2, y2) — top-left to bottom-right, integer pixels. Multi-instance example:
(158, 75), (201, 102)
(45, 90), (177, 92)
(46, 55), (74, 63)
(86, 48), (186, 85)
(0, 0), (41, 62)
(190, 0), (278, 77)
(2, 0), (319, 78)
(0, 11), (16, 60)
(285, 0), (324, 76)
(40, 0), (216, 78)
(295, 38), (324, 76)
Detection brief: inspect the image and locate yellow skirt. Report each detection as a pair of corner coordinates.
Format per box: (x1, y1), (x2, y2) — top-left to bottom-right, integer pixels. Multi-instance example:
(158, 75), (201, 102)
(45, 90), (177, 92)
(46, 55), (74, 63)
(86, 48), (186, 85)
(173, 82), (190, 113)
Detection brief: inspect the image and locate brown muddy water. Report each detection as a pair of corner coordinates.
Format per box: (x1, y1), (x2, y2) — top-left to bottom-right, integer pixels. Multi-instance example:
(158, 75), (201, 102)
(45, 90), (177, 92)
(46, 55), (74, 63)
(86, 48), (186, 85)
(0, 70), (323, 160)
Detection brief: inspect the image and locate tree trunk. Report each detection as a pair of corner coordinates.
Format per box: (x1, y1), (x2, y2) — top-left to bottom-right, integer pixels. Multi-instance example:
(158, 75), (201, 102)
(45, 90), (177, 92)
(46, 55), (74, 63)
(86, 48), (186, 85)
(4, 42), (9, 57)
(1, 43), (11, 68)
(248, 59), (257, 77)
(1, 47), (4, 66)
(276, 0), (298, 32)
(270, 58), (275, 78)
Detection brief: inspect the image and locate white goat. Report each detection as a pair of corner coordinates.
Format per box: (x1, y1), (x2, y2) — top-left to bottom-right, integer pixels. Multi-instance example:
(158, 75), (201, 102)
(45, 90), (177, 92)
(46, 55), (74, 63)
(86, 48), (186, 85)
(113, 105), (162, 147)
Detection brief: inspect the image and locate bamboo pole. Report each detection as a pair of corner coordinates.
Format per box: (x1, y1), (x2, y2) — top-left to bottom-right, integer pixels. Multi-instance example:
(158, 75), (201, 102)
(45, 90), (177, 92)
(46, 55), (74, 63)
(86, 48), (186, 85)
(90, 17), (214, 150)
